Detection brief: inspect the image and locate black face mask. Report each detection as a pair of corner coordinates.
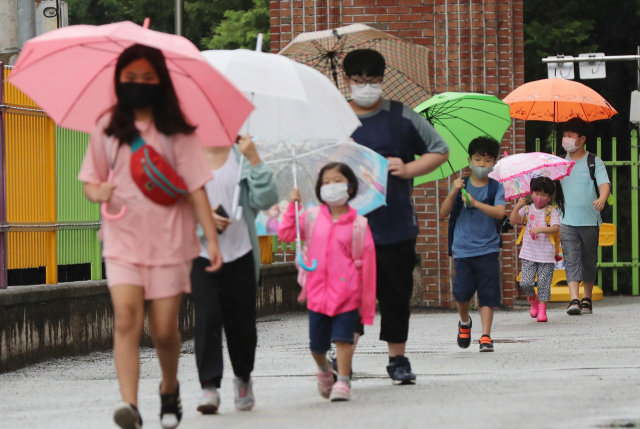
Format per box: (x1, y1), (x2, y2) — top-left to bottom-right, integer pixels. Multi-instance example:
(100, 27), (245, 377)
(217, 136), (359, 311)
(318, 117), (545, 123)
(117, 82), (162, 109)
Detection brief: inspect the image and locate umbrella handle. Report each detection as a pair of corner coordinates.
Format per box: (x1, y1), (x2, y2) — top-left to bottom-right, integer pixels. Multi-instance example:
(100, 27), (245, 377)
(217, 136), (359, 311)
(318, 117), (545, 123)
(100, 171), (127, 221)
(297, 251), (317, 272)
(461, 189), (471, 206)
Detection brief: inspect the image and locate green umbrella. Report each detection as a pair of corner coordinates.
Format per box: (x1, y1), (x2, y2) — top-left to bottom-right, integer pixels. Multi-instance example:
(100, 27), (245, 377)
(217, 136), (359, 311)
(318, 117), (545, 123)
(413, 92), (512, 186)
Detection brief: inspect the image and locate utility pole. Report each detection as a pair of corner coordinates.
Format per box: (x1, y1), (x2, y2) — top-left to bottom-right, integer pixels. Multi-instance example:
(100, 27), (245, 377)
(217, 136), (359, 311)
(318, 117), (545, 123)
(175, 0), (182, 36)
(17, 0), (35, 50)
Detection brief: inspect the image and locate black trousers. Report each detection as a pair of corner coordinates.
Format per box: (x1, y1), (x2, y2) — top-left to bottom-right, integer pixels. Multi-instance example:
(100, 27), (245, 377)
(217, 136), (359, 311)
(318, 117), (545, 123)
(190, 252), (257, 388)
(355, 238), (417, 344)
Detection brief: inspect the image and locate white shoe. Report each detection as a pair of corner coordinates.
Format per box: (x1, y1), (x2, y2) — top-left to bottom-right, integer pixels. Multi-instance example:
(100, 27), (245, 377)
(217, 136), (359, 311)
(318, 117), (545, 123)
(113, 402), (142, 429)
(233, 377), (255, 411)
(197, 387), (220, 415)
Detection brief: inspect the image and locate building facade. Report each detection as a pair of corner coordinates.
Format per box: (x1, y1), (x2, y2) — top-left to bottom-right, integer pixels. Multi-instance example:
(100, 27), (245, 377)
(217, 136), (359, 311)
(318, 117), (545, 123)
(270, 0), (525, 307)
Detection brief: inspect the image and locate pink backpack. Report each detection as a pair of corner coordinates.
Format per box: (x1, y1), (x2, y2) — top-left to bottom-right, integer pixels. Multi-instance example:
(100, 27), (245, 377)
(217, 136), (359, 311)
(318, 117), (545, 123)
(297, 206), (368, 301)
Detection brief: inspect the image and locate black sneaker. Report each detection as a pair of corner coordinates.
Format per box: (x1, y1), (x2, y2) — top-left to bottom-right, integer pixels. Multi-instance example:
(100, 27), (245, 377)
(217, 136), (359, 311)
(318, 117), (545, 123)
(479, 335), (494, 352)
(114, 402), (142, 429)
(457, 317), (472, 349)
(160, 383), (182, 429)
(390, 356), (417, 385)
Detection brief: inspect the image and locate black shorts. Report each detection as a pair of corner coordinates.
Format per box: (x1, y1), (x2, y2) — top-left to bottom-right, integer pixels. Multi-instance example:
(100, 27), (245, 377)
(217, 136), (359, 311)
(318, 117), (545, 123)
(355, 238), (417, 343)
(309, 309), (360, 354)
(453, 252), (501, 307)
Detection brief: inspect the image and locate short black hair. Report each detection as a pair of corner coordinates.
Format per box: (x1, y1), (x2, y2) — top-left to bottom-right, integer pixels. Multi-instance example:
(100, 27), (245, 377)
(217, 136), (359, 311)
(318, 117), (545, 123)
(315, 162), (359, 203)
(530, 176), (556, 197)
(468, 136), (500, 160)
(343, 49), (386, 78)
(562, 117), (589, 138)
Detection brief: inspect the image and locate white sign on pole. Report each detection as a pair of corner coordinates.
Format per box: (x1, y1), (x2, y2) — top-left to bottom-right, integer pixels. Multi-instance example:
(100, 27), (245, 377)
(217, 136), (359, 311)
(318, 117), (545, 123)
(579, 53), (606, 80)
(630, 91), (640, 123)
(547, 55), (575, 80)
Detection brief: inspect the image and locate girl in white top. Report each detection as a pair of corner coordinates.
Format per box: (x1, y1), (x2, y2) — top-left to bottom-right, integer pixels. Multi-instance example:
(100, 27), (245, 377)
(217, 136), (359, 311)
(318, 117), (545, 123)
(190, 137), (278, 414)
(510, 177), (561, 323)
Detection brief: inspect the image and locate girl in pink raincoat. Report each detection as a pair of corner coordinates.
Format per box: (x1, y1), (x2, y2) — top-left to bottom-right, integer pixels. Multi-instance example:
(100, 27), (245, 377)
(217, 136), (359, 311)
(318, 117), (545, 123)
(278, 163), (376, 403)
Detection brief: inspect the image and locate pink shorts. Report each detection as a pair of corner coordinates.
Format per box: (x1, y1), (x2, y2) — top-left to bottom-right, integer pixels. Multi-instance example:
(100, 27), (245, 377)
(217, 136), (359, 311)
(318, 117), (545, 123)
(105, 258), (192, 300)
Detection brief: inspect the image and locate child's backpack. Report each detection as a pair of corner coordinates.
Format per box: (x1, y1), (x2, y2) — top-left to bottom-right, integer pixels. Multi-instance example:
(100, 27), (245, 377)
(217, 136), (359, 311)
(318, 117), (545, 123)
(447, 177), (502, 257)
(516, 204), (562, 261)
(297, 206), (368, 301)
(104, 135), (188, 206)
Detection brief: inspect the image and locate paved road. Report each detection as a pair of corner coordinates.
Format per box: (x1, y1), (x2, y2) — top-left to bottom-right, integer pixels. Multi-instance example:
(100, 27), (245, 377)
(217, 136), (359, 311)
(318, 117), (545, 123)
(2, 297), (640, 429)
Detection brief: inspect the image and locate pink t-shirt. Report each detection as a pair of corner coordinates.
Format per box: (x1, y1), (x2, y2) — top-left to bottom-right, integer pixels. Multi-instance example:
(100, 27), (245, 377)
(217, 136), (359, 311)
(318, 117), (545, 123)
(78, 115), (213, 266)
(518, 204), (560, 263)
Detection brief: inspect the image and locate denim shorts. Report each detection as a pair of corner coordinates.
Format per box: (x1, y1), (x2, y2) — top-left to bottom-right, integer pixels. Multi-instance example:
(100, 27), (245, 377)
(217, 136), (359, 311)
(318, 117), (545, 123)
(453, 252), (501, 308)
(308, 309), (360, 354)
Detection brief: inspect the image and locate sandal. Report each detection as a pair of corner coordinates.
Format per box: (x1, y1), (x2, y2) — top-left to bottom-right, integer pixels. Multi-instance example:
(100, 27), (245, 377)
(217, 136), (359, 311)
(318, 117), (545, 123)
(580, 297), (593, 314)
(566, 299), (582, 316)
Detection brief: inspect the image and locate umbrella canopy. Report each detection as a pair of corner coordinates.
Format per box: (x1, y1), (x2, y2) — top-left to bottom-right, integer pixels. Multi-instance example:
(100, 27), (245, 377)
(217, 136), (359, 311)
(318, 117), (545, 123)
(488, 152), (575, 200)
(412, 92), (512, 185)
(279, 24), (431, 108)
(201, 49), (360, 141)
(503, 78), (617, 123)
(8, 20), (253, 147)
(254, 139), (389, 236)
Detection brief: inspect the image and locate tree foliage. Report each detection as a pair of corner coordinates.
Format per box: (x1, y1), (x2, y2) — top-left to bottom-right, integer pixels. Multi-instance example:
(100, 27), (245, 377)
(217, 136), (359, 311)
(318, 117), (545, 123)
(65, 0), (255, 49)
(202, 0), (270, 51)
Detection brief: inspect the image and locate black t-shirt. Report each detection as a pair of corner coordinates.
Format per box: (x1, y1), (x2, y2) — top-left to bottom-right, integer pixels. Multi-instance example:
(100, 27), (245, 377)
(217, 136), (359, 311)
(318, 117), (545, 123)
(351, 100), (449, 245)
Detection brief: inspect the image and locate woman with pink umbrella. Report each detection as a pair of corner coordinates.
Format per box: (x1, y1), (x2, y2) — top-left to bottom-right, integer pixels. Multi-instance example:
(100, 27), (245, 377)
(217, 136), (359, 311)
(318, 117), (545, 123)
(9, 20), (253, 429)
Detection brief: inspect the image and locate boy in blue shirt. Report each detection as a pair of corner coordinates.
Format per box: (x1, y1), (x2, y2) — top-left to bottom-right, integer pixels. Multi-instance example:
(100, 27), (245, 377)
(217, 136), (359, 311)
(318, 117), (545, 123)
(440, 137), (506, 352)
(344, 49), (450, 384)
(559, 118), (610, 316)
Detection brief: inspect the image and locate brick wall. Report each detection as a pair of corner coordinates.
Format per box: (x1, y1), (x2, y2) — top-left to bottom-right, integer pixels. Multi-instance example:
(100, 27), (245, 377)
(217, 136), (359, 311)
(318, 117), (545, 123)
(270, 0), (525, 307)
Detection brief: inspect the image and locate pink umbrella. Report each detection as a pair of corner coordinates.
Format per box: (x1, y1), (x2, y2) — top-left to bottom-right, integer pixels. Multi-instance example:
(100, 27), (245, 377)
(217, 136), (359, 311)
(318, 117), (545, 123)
(8, 19), (253, 147)
(489, 152), (575, 201)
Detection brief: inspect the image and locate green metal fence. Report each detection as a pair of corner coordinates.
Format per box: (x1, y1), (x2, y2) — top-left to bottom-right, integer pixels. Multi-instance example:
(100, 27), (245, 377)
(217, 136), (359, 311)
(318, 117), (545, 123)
(55, 127), (102, 280)
(536, 130), (639, 295)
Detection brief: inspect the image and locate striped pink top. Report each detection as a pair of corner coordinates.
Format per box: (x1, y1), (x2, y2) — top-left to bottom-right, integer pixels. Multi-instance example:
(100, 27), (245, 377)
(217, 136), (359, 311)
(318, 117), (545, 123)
(518, 204), (560, 263)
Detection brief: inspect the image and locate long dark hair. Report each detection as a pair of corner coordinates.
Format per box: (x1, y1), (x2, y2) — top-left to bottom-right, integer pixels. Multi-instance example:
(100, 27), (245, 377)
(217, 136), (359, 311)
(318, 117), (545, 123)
(105, 44), (196, 145)
(315, 162), (359, 203)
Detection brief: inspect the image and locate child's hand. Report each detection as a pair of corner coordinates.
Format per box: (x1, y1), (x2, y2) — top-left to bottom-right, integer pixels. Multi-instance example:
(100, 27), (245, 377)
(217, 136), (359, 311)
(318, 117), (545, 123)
(206, 242), (223, 273)
(290, 188), (301, 203)
(453, 178), (465, 192)
(466, 192), (477, 208)
(238, 134), (261, 165)
(530, 227), (542, 236)
(593, 197), (606, 212)
(516, 197), (527, 208)
(212, 208), (232, 232)
(96, 182), (116, 203)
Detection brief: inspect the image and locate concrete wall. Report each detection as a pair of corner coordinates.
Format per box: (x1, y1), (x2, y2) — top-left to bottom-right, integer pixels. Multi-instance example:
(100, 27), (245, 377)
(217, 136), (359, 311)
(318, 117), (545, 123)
(0, 263), (302, 373)
(0, 0), (19, 65)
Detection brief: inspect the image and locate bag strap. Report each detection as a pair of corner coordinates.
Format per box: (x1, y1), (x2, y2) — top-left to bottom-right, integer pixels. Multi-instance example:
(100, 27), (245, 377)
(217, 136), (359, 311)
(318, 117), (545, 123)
(545, 205), (552, 227)
(587, 152), (600, 199)
(351, 215), (368, 271)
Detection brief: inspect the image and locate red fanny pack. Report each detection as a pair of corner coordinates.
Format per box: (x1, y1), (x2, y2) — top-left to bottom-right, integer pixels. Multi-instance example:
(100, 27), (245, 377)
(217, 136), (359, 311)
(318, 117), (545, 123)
(130, 135), (188, 205)
(105, 135), (188, 206)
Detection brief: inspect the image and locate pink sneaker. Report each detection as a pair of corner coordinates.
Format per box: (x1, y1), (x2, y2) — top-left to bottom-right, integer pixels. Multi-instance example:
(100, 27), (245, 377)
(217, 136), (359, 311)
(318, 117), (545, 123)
(527, 294), (539, 318)
(329, 381), (351, 402)
(316, 370), (334, 399)
(537, 302), (548, 322)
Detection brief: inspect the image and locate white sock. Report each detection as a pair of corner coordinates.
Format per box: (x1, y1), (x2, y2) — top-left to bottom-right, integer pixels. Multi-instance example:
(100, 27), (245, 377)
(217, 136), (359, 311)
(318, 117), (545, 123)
(337, 375), (351, 387)
(460, 318), (471, 326)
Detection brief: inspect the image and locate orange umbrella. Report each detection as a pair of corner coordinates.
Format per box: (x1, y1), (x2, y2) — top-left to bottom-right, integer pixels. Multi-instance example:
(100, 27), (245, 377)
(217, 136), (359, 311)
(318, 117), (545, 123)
(503, 78), (617, 122)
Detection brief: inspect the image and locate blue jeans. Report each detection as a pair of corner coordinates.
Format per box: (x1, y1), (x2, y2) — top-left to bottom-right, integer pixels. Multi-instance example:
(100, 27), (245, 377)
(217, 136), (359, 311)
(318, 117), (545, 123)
(308, 309), (360, 354)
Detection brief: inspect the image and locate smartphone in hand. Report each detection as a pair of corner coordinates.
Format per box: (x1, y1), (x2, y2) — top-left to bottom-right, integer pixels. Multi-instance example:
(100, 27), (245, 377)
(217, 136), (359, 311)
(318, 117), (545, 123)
(214, 205), (229, 235)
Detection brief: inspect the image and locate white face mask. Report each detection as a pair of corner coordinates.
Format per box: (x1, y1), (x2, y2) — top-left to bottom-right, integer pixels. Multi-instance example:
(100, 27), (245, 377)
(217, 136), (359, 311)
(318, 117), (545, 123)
(320, 183), (350, 207)
(562, 137), (582, 153)
(350, 83), (383, 108)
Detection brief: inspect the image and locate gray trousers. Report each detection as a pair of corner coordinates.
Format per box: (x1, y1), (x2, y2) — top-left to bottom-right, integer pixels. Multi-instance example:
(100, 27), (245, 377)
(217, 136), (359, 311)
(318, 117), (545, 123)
(560, 225), (599, 284)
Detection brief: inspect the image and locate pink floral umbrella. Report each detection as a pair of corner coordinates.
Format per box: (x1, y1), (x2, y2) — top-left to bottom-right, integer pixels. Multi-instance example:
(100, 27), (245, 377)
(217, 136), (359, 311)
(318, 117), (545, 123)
(489, 152), (575, 200)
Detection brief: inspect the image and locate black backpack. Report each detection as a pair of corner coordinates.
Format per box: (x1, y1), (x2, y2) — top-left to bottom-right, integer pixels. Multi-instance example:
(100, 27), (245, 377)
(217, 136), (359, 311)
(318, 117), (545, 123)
(586, 152), (606, 199)
(447, 177), (508, 256)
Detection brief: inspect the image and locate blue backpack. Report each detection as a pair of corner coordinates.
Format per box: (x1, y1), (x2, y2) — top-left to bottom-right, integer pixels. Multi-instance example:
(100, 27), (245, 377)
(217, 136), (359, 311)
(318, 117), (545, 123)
(447, 177), (503, 256)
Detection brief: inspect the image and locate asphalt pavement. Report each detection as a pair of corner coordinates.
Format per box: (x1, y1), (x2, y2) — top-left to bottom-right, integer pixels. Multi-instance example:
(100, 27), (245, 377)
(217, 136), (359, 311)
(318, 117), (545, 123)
(1, 296), (640, 429)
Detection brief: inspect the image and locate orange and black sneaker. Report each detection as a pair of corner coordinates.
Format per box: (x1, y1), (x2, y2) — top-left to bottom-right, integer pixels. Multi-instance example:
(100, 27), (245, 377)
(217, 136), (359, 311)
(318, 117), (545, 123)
(457, 317), (472, 349)
(479, 335), (494, 352)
